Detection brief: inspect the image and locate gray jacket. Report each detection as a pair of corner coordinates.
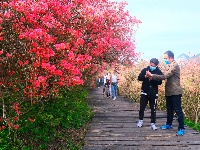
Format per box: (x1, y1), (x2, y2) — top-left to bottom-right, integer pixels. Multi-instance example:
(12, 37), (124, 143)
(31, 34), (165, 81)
(152, 60), (183, 96)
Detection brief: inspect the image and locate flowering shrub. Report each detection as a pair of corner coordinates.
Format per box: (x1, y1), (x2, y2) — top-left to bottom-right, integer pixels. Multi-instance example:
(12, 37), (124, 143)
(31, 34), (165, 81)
(0, 0), (140, 130)
(180, 57), (200, 123)
(119, 60), (147, 101)
(120, 57), (200, 123)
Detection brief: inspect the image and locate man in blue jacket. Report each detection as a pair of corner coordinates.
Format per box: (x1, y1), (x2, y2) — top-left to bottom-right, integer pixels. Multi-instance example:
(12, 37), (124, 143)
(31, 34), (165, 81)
(137, 58), (163, 130)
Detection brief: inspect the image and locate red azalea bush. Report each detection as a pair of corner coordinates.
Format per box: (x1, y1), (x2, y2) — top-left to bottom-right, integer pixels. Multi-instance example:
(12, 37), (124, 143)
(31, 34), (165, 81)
(0, 0), (140, 130)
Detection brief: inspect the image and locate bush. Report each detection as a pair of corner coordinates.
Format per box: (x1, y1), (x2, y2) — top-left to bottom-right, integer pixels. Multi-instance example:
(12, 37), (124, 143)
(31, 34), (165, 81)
(0, 86), (94, 150)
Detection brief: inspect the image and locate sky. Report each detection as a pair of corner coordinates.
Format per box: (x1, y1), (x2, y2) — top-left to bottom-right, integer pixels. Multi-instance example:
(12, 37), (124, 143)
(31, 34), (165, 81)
(121, 0), (200, 60)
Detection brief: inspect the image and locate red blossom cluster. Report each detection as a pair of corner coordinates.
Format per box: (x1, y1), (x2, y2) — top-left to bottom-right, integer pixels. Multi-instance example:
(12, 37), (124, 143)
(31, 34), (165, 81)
(0, 0), (140, 129)
(0, 117), (5, 131)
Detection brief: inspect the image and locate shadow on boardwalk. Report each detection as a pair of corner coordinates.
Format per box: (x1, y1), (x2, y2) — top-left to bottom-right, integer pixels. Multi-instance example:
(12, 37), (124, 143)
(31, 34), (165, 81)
(82, 87), (200, 150)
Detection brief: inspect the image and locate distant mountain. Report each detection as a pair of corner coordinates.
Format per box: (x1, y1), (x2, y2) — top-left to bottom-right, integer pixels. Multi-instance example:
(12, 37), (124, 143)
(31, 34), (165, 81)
(177, 53), (190, 61)
(177, 53), (200, 63)
(190, 53), (200, 59)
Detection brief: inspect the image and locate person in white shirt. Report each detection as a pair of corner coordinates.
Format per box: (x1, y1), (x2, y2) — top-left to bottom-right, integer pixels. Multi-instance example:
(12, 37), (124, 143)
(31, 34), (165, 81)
(103, 74), (107, 95)
(110, 70), (117, 100)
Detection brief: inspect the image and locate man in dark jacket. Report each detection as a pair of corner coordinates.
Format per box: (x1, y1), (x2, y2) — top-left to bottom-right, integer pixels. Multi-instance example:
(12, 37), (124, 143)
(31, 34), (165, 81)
(137, 58), (163, 130)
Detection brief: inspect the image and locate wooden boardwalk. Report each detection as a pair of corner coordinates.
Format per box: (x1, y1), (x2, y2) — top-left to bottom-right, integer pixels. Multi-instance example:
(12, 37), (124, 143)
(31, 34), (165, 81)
(82, 87), (200, 150)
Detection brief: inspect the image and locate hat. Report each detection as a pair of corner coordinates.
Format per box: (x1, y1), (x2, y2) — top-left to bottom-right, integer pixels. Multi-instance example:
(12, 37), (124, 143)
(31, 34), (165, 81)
(150, 58), (159, 66)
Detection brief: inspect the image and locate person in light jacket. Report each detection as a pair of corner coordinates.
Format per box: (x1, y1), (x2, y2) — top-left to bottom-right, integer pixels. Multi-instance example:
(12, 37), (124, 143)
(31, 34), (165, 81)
(110, 70), (117, 100)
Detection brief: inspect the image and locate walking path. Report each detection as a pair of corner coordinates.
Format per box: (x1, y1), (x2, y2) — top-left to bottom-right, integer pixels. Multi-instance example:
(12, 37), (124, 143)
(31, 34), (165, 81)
(82, 87), (200, 150)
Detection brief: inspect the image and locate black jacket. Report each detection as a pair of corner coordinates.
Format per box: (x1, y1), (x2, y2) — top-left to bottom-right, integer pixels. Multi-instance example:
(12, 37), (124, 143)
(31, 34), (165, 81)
(138, 66), (163, 94)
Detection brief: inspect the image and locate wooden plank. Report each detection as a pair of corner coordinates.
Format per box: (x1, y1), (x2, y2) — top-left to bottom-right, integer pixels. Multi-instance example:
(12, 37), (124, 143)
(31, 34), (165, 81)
(83, 145), (200, 150)
(84, 140), (200, 146)
(83, 87), (200, 150)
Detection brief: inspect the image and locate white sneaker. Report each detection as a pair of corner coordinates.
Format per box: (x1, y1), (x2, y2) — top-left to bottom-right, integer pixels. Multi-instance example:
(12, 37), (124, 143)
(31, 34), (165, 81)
(113, 97), (116, 100)
(151, 123), (158, 130)
(137, 120), (143, 127)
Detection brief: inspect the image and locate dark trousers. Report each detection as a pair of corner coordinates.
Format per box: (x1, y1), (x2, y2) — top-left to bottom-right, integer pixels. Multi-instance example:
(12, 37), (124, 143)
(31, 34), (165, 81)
(97, 82), (100, 87)
(139, 94), (157, 123)
(166, 95), (184, 129)
(105, 87), (110, 97)
(103, 85), (105, 93)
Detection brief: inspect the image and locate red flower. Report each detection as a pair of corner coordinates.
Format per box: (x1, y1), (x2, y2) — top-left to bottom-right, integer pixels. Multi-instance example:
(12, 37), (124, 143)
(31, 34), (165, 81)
(6, 52), (12, 57)
(16, 110), (21, 115)
(0, 126), (5, 130)
(54, 43), (66, 50)
(33, 80), (40, 88)
(77, 38), (85, 45)
(13, 103), (20, 111)
(14, 116), (19, 121)
(28, 118), (36, 123)
(13, 124), (20, 130)
(54, 70), (63, 76)
(0, 50), (3, 55)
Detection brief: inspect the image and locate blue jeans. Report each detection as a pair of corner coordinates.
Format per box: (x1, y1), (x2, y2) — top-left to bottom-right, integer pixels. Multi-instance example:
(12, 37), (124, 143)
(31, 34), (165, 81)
(97, 82), (100, 87)
(166, 95), (184, 129)
(111, 83), (117, 98)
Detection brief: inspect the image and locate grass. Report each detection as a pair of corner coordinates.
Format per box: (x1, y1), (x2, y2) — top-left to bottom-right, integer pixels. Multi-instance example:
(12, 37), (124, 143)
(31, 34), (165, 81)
(185, 119), (200, 132)
(0, 86), (94, 150)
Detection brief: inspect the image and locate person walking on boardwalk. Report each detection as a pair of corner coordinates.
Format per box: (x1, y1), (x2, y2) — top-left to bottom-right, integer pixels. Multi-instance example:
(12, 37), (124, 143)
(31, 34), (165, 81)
(103, 74), (107, 95)
(97, 76), (101, 88)
(110, 70), (118, 100)
(104, 79), (111, 98)
(137, 58), (163, 130)
(146, 50), (185, 136)
(103, 73), (110, 95)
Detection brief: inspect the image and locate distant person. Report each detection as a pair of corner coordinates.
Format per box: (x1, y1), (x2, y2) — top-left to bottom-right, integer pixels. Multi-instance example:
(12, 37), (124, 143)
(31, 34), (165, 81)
(101, 76), (104, 86)
(104, 79), (111, 98)
(103, 74), (106, 95)
(146, 50), (185, 136)
(97, 77), (101, 88)
(137, 58), (163, 130)
(105, 72), (112, 97)
(103, 73), (109, 95)
(110, 70), (118, 100)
